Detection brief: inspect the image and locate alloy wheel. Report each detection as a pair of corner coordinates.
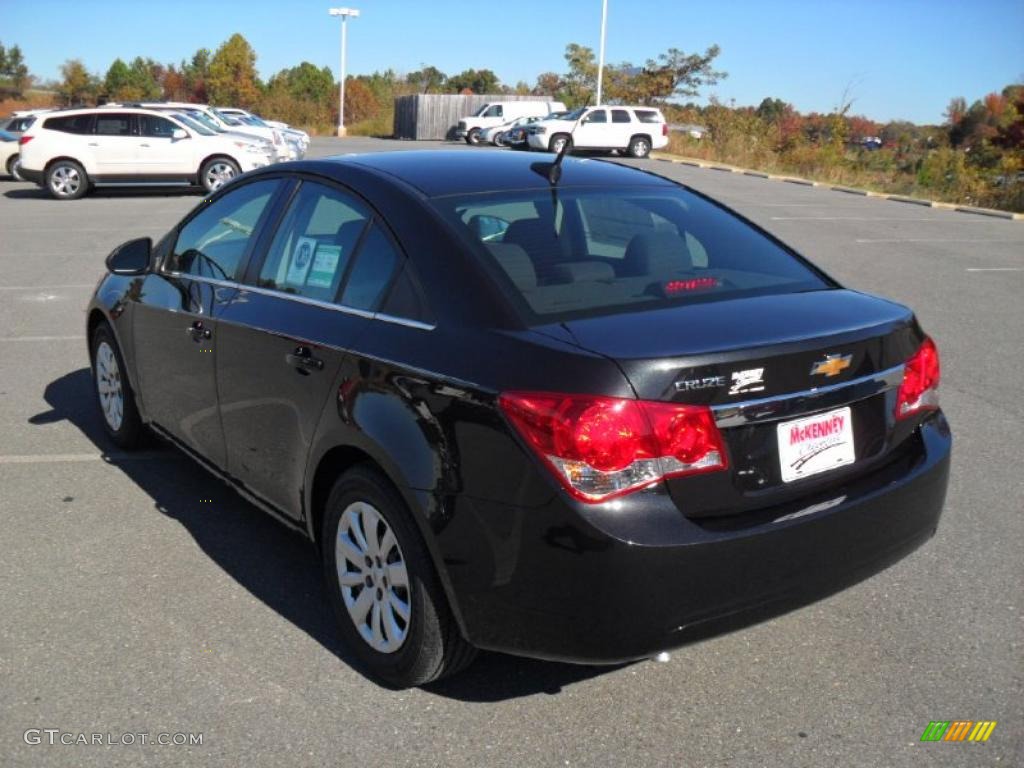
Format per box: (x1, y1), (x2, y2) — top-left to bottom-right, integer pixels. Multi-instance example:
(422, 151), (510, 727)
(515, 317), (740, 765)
(204, 162), (236, 190)
(95, 341), (124, 431)
(335, 501), (411, 654)
(50, 165), (81, 197)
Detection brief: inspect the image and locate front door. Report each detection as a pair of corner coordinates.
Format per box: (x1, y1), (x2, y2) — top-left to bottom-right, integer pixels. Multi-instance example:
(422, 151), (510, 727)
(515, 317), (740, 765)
(574, 109), (614, 149)
(136, 113), (193, 177)
(131, 177), (283, 469)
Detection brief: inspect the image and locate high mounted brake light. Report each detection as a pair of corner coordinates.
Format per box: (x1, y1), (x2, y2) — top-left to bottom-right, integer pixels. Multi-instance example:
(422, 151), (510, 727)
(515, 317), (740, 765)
(499, 392), (728, 503)
(895, 337), (940, 419)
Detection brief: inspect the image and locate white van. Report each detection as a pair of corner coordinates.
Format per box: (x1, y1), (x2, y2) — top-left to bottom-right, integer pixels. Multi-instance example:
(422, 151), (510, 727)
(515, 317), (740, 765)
(457, 101), (565, 145)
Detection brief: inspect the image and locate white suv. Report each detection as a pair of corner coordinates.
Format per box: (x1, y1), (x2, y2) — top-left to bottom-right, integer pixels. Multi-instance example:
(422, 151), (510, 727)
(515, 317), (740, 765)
(526, 106), (669, 158)
(18, 108), (273, 200)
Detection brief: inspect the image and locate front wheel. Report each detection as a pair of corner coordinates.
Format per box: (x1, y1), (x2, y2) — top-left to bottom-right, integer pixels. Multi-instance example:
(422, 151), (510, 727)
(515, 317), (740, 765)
(199, 157), (240, 193)
(46, 159), (88, 200)
(322, 465), (476, 687)
(627, 136), (652, 159)
(90, 323), (144, 449)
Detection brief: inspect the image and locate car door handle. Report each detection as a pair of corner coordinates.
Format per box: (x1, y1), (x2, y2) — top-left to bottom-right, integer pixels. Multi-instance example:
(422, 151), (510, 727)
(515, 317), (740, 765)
(286, 346), (324, 371)
(187, 320), (211, 340)
(88, 142), (99, 147)
(140, 143), (151, 148)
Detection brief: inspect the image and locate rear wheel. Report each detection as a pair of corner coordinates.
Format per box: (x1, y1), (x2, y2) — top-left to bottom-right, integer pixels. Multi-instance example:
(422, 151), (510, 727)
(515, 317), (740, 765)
(90, 323), (143, 449)
(46, 159), (88, 200)
(465, 127), (482, 146)
(549, 133), (572, 154)
(6, 153), (20, 179)
(199, 157), (240, 193)
(494, 132), (506, 147)
(322, 465), (476, 687)
(628, 135), (652, 159)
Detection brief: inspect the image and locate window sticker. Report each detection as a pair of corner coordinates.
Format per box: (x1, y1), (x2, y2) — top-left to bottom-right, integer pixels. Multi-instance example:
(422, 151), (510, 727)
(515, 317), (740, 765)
(286, 236), (318, 287)
(307, 244), (342, 289)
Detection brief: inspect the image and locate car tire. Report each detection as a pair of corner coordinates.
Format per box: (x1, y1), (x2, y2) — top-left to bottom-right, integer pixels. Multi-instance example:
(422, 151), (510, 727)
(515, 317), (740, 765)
(549, 133), (572, 154)
(6, 153), (20, 179)
(465, 128), (482, 146)
(45, 159), (89, 200)
(322, 464), (477, 687)
(494, 133), (506, 147)
(627, 136), (652, 159)
(90, 323), (144, 449)
(199, 157), (240, 193)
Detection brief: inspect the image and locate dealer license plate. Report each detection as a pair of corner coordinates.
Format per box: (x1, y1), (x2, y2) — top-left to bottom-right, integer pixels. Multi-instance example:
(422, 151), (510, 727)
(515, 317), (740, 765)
(777, 406), (855, 483)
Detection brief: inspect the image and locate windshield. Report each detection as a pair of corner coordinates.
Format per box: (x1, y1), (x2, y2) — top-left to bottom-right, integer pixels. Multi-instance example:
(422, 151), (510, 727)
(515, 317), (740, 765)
(187, 111), (226, 133)
(559, 107), (587, 121)
(212, 108), (241, 126)
(433, 187), (830, 323)
(242, 115), (269, 127)
(472, 104), (492, 117)
(171, 112), (214, 136)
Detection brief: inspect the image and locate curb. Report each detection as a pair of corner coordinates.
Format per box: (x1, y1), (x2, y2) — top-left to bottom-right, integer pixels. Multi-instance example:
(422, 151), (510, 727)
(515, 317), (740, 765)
(647, 153), (1023, 221)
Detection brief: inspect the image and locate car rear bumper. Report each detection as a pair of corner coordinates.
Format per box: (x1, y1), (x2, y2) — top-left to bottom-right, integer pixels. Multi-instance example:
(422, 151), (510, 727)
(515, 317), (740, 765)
(444, 412), (951, 663)
(18, 167), (44, 185)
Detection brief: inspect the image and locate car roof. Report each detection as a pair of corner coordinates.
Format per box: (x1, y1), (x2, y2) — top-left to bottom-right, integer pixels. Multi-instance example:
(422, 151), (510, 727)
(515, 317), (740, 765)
(322, 150), (676, 197)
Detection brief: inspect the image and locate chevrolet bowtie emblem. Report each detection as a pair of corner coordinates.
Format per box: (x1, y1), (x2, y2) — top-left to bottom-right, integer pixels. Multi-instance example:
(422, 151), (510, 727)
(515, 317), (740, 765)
(811, 354), (852, 377)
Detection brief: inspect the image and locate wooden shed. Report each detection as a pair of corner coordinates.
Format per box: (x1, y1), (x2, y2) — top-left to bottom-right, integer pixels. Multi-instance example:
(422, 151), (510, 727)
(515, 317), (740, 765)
(393, 94), (552, 141)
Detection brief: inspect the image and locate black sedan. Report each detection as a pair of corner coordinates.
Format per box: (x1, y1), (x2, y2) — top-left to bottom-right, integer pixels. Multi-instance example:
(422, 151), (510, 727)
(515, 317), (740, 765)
(87, 151), (951, 687)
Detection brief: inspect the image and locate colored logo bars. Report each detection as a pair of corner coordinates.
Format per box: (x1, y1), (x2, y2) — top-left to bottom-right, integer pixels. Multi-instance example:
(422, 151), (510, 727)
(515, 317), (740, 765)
(920, 721), (997, 742)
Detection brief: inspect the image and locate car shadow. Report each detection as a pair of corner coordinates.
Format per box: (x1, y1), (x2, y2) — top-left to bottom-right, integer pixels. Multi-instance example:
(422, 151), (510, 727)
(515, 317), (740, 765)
(4, 187), (203, 200)
(30, 367), (622, 699)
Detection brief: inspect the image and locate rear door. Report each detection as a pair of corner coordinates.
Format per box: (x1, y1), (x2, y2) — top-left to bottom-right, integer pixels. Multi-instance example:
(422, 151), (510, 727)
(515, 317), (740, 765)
(216, 178), (398, 519)
(132, 177), (284, 469)
(90, 112), (142, 176)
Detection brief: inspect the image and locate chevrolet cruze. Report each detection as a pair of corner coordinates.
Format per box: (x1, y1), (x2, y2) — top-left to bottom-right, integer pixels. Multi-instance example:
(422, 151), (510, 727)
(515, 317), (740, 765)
(87, 151), (951, 687)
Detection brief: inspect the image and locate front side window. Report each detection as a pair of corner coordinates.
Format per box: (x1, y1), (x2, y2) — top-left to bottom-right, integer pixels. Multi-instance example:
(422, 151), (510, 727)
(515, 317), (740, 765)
(94, 113), (132, 136)
(167, 179), (280, 280)
(484, 105), (503, 118)
(434, 187), (831, 322)
(139, 114), (179, 138)
(257, 181), (370, 302)
(584, 110), (607, 124)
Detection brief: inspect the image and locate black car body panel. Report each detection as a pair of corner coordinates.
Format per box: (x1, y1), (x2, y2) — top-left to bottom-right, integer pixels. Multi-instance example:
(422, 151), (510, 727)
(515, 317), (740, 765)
(86, 151), (951, 664)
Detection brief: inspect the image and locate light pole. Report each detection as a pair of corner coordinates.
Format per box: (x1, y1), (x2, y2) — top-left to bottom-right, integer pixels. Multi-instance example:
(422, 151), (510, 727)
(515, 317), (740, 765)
(595, 0), (608, 106)
(328, 7), (360, 137)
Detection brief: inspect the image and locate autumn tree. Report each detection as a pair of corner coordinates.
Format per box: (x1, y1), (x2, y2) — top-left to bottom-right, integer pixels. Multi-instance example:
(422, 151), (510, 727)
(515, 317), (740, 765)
(207, 33), (261, 107)
(533, 71), (562, 97)
(182, 48), (211, 101)
(561, 44), (597, 106)
(59, 59), (98, 105)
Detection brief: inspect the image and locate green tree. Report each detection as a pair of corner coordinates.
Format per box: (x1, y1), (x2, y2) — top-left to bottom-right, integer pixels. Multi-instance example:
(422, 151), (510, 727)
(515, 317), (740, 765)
(268, 61), (334, 104)
(561, 43), (597, 106)
(59, 59), (98, 105)
(609, 46), (725, 104)
(104, 58), (132, 98)
(182, 48), (211, 101)
(407, 65), (447, 94)
(756, 97), (788, 124)
(448, 68), (499, 94)
(207, 34), (261, 107)
(0, 42), (31, 96)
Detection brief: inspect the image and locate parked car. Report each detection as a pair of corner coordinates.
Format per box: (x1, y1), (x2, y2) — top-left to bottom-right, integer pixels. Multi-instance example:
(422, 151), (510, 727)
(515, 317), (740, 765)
(479, 115), (543, 147)
(0, 129), (21, 178)
(504, 112), (568, 150)
(456, 100), (565, 145)
(18, 107), (273, 199)
(527, 105), (670, 157)
(2, 109), (49, 136)
(86, 150), (950, 687)
(216, 107), (310, 154)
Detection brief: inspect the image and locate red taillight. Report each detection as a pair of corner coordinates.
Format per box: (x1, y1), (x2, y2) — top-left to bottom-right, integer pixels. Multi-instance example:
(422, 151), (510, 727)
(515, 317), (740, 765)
(499, 392), (728, 503)
(662, 123), (668, 136)
(895, 337), (940, 419)
(18, 135), (33, 146)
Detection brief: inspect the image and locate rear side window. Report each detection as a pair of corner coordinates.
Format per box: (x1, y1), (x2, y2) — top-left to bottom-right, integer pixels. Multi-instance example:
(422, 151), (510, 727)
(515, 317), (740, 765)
(433, 188), (830, 322)
(611, 109), (632, 124)
(167, 179), (280, 280)
(634, 110), (662, 124)
(94, 113), (132, 136)
(340, 223), (400, 311)
(44, 114), (95, 134)
(257, 181), (370, 302)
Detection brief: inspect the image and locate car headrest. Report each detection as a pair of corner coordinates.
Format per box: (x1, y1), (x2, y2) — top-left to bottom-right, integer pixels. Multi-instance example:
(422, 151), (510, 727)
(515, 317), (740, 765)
(622, 231), (692, 276)
(548, 260), (615, 284)
(486, 243), (537, 290)
(502, 217), (568, 261)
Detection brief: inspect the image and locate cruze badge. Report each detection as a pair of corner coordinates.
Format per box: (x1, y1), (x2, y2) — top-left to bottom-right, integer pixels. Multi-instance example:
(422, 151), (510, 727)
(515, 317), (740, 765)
(728, 368), (765, 396)
(810, 353), (852, 378)
(675, 375), (726, 392)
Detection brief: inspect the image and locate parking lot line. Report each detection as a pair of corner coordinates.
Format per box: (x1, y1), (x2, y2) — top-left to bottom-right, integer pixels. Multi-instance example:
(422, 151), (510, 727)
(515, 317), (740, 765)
(0, 284), (95, 290)
(965, 267), (1023, 272)
(770, 216), (995, 222)
(855, 238), (1023, 244)
(0, 335), (86, 342)
(0, 452), (163, 464)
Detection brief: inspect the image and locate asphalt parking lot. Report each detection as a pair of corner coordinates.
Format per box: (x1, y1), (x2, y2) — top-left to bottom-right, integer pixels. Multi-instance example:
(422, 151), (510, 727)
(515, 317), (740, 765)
(1, 136), (1021, 767)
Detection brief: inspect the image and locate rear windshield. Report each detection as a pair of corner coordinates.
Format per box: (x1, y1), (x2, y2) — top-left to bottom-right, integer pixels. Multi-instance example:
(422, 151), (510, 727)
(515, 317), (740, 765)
(433, 186), (831, 323)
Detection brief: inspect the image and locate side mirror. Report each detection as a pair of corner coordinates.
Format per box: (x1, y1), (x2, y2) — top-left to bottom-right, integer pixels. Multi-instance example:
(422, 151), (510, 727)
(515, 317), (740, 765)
(171, 128), (188, 140)
(106, 237), (152, 275)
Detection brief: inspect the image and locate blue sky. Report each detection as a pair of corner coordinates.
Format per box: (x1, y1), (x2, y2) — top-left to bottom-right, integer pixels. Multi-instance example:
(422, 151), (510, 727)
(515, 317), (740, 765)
(5, 0), (1023, 124)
